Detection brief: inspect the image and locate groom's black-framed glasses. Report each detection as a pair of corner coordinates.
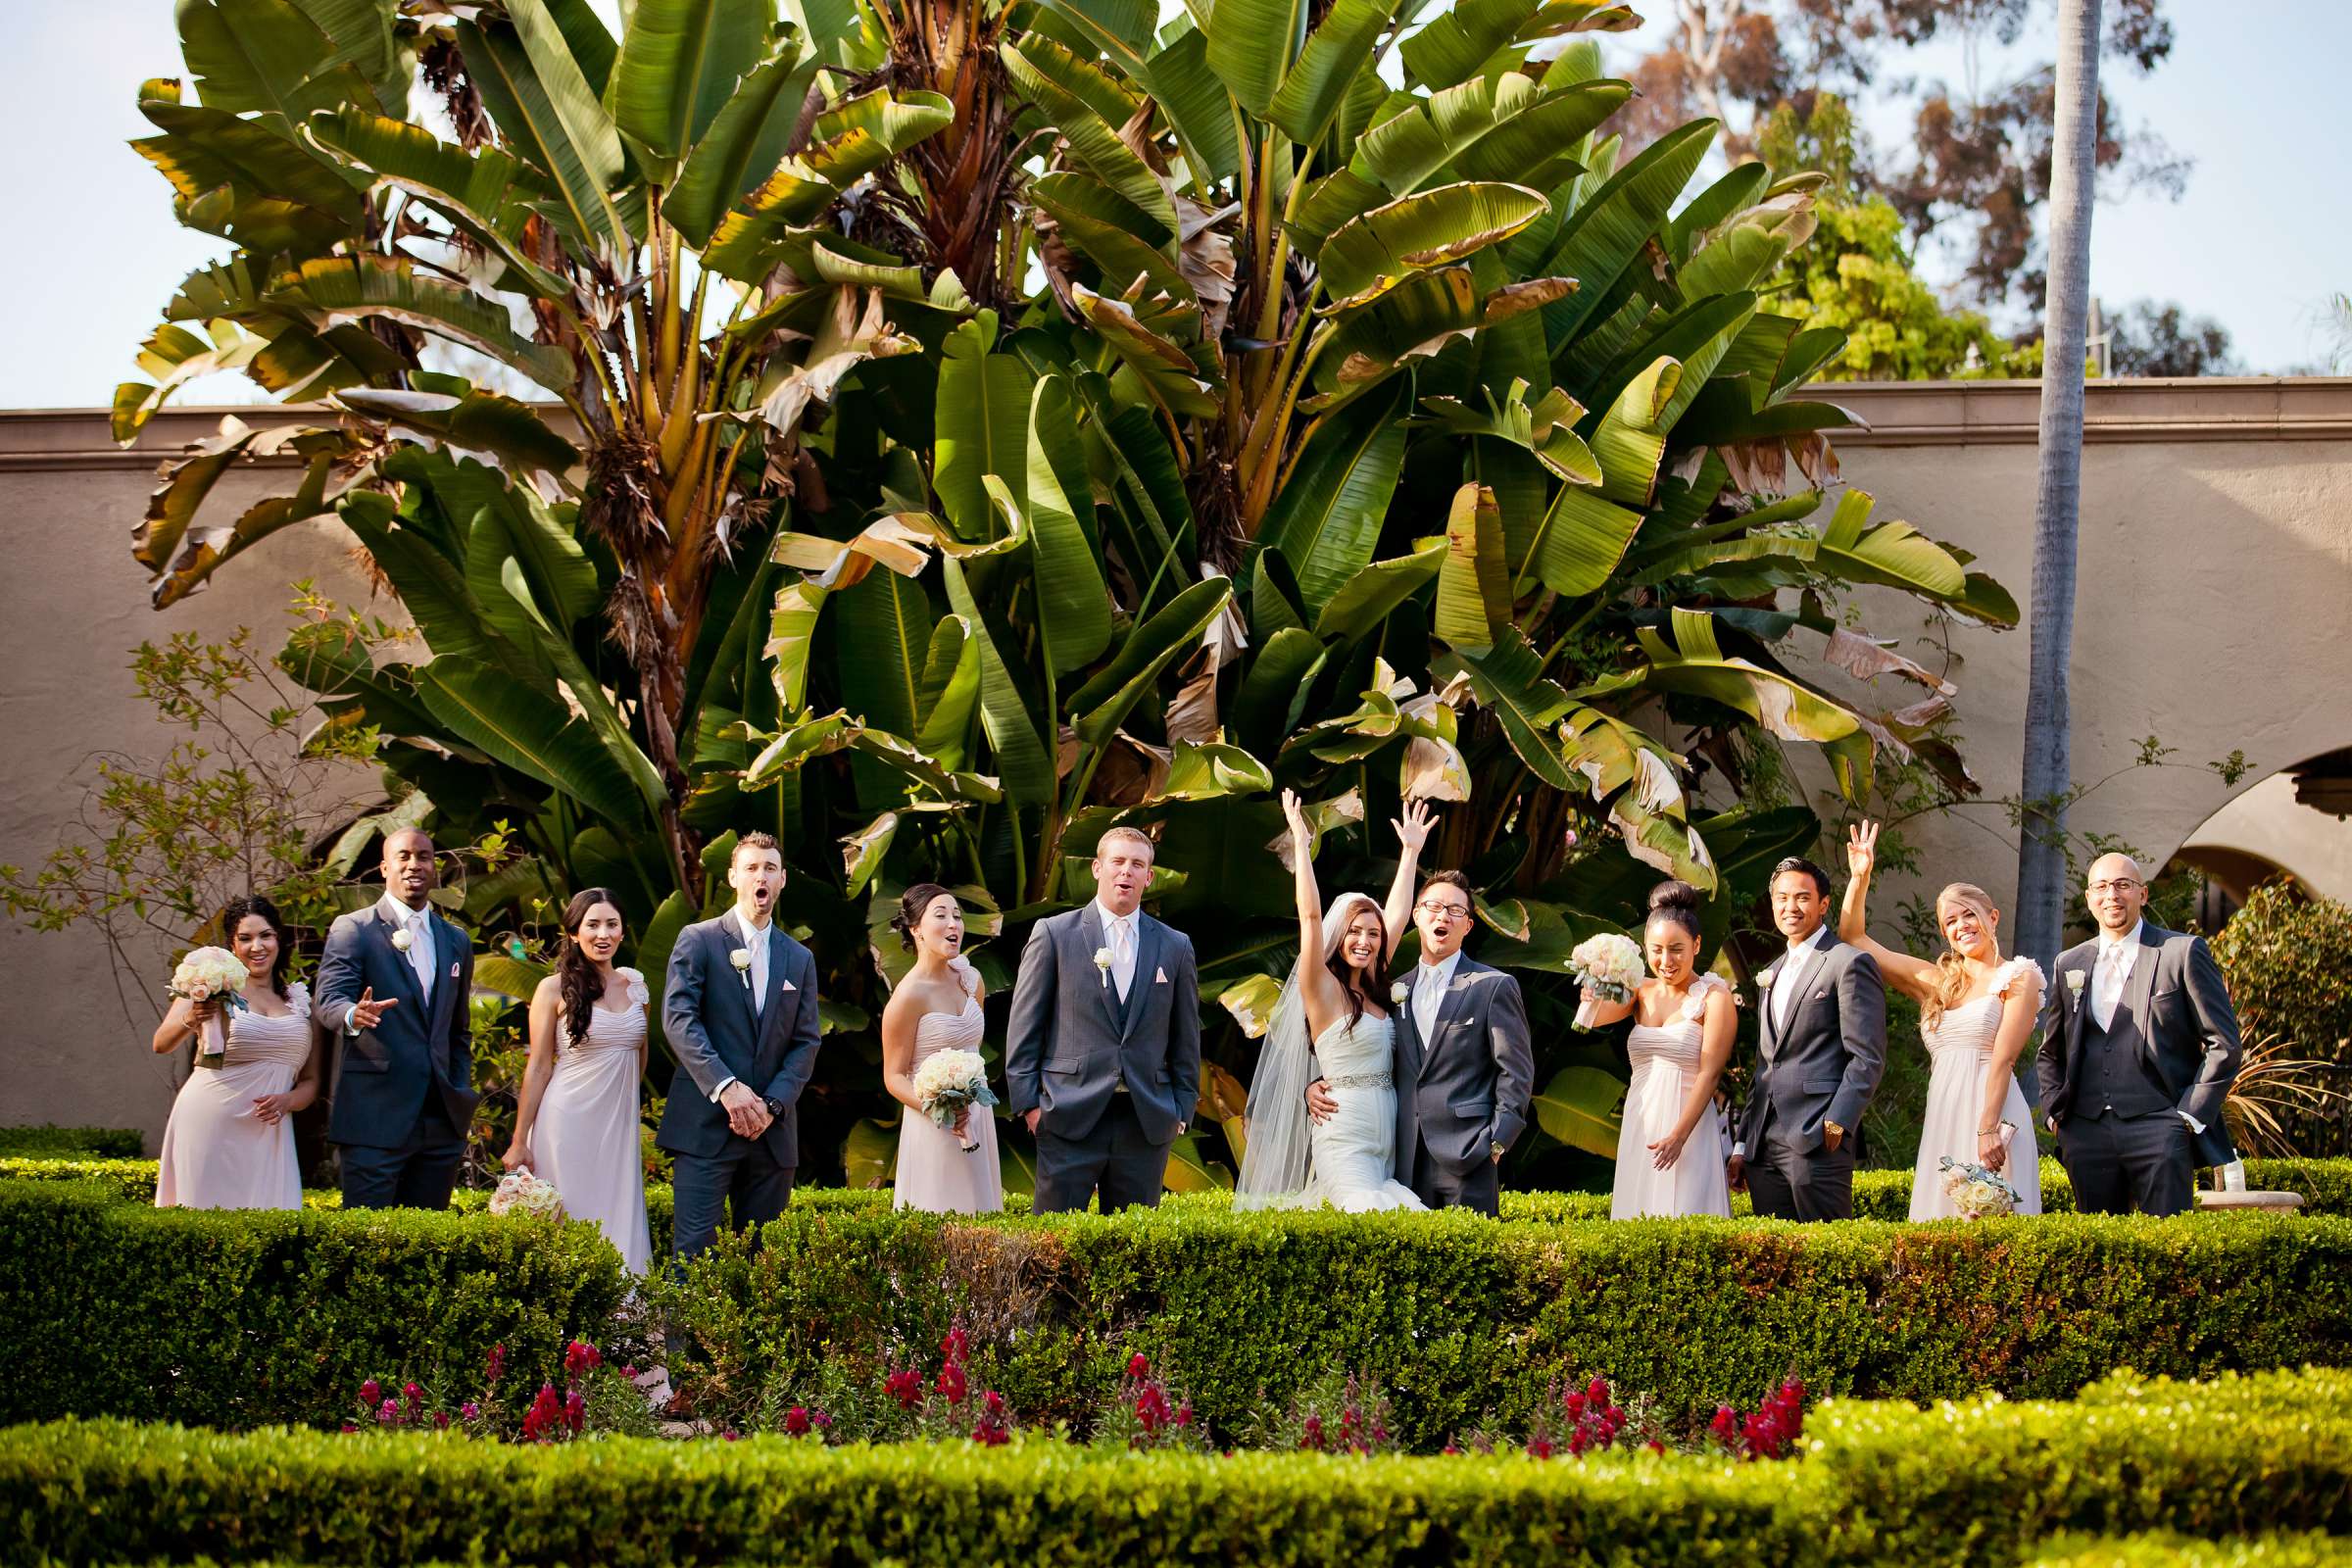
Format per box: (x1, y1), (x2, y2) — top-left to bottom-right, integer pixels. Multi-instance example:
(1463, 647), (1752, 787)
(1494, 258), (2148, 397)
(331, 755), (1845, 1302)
(1415, 897), (1472, 917)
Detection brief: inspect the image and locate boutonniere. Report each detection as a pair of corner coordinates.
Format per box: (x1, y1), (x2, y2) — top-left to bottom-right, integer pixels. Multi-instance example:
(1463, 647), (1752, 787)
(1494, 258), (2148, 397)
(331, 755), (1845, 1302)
(1390, 981), (1409, 1006)
(2065, 969), (2086, 998)
(729, 949), (753, 991)
(390, 929), (413, 954)
(1756, 969), (1775, 992)
(1093, 947), (1113, 988)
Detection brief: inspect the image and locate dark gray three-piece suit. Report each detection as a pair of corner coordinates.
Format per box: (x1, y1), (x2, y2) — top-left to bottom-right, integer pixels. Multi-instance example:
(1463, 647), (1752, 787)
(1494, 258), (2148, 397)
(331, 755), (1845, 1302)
(659, 911), (823, 1257)
(1392, 956), (1535, 1216)
(2036, 921), (2241, 1216)
(316, 901), (479, 1209)
(1005, 904), (1200, 1214)
(1740, 933), (1886, 1221)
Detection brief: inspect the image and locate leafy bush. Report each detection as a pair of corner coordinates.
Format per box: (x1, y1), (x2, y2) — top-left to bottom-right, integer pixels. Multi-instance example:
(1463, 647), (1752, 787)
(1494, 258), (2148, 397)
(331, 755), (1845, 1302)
(2024, 1534), (2352, 1567)
(7, 1370), (2349, 1567)
(0, 1125), (143, 1157)
(0, 1182), (627, 1429)
(2214, 882), (2352, 1137)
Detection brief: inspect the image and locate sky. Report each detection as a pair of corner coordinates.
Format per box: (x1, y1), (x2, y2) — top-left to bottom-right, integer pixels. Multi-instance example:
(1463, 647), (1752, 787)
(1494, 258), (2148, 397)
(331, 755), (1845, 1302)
(1, 0), (2344, 411)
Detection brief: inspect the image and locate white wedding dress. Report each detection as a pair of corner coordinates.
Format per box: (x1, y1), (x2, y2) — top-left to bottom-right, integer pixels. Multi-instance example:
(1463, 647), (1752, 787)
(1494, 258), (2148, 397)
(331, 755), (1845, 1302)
(1296, 1014), (1426, 1211)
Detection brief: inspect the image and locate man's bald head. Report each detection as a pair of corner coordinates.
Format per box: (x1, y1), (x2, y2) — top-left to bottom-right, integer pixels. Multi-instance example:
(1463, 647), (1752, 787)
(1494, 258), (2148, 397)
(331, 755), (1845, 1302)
(2083, 851), (2147, 936)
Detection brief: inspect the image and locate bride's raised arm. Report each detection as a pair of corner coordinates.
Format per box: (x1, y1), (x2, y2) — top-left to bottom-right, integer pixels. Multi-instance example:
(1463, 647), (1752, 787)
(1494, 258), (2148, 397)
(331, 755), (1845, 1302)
(1838, 819), (1942, 1001)
(1283, 790), (1340, 1031)
(1382, 800), (1435, 965)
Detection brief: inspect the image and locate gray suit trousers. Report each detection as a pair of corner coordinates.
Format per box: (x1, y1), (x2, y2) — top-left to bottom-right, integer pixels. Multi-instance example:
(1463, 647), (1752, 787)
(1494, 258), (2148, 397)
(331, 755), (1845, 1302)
(1034, 1095), (1166, 1214)
(2060, 1109), (2193, 1217)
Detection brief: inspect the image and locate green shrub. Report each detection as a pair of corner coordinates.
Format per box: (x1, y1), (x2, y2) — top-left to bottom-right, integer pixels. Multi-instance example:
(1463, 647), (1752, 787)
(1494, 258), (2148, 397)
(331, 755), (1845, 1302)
(2024, 1534), (2352, 1567)
(644, 1204), (2352, 1446)
(0, 1124), (142, 1157)
(0, 1182), (628, 1429)
(2213, 881), (2352, 1134)
(5, 1370), (2348, 1566)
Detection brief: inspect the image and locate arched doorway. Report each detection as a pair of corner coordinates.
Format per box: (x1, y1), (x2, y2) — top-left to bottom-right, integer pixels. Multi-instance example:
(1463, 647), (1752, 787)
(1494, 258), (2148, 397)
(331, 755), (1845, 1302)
(2164, 747), (2352, 926)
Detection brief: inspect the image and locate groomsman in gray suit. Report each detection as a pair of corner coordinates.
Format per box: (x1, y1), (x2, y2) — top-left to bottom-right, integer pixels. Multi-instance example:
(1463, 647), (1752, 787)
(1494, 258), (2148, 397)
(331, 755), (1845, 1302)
(316, 828), (479, 1209)
(659, 832), (823, 1258)
(1005, 826), (1201, 1214)
(2036, 852), (2242, 1216)
(1731, 857), (1886, 1221)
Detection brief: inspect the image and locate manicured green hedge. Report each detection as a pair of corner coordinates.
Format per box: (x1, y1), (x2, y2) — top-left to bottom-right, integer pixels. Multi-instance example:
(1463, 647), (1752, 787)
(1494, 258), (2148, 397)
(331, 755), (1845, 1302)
(0, 1124), (142, 1157)
(0, 1182), (628, 1430)
(654, 1204), (2352, 1446)
(2025, 1534), (2352, 1567)
(5, 1370), (2347, 1566)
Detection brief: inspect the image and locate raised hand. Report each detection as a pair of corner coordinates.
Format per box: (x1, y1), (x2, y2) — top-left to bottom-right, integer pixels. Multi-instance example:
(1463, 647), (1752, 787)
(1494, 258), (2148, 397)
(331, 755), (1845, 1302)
(1845, 818), (1882, 880)
(349, 987), (399, 1031)
(1392, 799), (1436, 855)
(1280, 787), (1311, 845)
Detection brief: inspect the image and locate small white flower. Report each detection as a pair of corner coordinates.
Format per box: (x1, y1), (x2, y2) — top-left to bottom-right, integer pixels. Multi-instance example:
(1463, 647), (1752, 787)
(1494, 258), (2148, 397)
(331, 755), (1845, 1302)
(1391, 981), (1410, 1005)
(730, 948), (754, 989)
(1094, 947), (1113, 987)
(390, 930), (413, 954)
(1757, 969), (1776, 990)
(2065, 969), (2086, 995)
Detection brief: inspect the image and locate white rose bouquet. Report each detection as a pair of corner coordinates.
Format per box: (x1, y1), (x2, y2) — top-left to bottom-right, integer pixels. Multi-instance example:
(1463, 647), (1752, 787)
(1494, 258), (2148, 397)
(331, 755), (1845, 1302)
(1567, 933), (1646, 1031)
(171, 946), (251, 1069)
(911, 1048), (997, 1152)
(487, 1164), (565, 1221)
(1936, 1155), (2021, 1220)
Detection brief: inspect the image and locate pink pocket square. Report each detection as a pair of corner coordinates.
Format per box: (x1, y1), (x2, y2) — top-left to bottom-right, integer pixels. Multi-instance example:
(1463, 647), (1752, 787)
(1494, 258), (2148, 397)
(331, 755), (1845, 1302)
(449, 961), (462, 978)
(1812, 989), (1829, 1000)
(1154, 967), (1169, 983)
(779, 979), (797, 992)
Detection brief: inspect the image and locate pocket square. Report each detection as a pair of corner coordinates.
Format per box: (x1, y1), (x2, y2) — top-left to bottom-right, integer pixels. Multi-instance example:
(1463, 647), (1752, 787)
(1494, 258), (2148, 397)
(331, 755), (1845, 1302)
(780, 979), (797, 992)
(1154, 967), (1169, 984)
(1812, 989), (1829, 1001)
(449, 961), (462, 978)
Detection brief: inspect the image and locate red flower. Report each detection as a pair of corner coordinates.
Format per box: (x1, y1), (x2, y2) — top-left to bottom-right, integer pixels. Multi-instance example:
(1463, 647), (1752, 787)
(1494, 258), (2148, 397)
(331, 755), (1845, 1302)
(564, 1390), (587, 1434)
(564, 1341), (602, 1378)
(1586, 1377), (1609, 1406)
(1175, 1402), (1194, 1430)
(520, 1384), (564, 1443)
(376, 1398), (400, 1425)
(1127, 1351), (1150, 1380)
(937, 1361), (968, 1404)
(722, 1429), (742, 1442)
(784, 1405), (811, 1437)
(1526, 1436), (1554, 1460)
(340, 1422), (358, 1435)
(1300, 1413), (1325, 1451)
(359, 1378), (382, 1407)
(1646, 1440), (1665, 1455)
(942, 1327), (969, 1363)
(484, 1345), (507, 1384)
(886, 1368), (923, 1409)
(433, 1411), (451, 1431)
(1441, 1444), (1459, 1456)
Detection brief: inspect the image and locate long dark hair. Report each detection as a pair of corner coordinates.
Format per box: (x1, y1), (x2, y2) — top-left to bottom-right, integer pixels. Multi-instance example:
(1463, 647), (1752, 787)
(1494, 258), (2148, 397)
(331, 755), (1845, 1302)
(889, 883), (958, 953)
(556, 888), (625, 1049)
(219, 893), (292, 1000)
(1323, 895), (1388, 1030)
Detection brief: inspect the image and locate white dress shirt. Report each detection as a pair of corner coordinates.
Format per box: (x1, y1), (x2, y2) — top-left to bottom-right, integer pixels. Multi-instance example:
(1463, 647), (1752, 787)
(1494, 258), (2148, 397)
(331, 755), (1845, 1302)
(345, 892), (435, 1034)
(1770, 923), (1830, 1036)
(1096, 899), (1139, 1003)
(712, 907), (773, 1103)
(1412, 948), (1463, 1043)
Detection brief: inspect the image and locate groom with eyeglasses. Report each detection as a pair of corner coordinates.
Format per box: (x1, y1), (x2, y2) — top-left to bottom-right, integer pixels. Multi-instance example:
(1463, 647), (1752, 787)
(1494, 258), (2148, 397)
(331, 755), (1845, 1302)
(2036, 854), (2242, 1216)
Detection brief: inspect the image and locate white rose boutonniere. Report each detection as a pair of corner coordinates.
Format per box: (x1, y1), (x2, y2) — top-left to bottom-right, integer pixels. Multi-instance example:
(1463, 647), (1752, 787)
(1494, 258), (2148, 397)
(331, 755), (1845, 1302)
(2065, 969), (2087, 998)
(730, 949), (753, 990)
(1093, 947), (1113, 988)
(1756, 969), (1776, 993)
(1390, 981), (1410, 1006)
(389, 929), (413, 954)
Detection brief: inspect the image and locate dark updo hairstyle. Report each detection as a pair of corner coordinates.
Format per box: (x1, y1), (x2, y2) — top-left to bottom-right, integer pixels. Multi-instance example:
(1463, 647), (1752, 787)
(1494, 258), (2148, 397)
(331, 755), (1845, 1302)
(1644, 879), (1704, 943)
(556, 888), (626, 1049)
(219, 893), (292, 1000)
(890, 883), (958, 952)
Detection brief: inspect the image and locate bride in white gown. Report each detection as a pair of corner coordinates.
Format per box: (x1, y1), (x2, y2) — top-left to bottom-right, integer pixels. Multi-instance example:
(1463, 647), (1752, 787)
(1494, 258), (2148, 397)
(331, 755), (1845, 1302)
(1236, 791), (1433, 1211)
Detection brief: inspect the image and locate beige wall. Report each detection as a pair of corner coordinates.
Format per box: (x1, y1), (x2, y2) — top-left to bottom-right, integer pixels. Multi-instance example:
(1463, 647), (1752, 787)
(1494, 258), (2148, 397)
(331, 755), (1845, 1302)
(0, 410), (387, 1147)
(3, 382), (2349, 1141)
(1808, 379), (2352, 936)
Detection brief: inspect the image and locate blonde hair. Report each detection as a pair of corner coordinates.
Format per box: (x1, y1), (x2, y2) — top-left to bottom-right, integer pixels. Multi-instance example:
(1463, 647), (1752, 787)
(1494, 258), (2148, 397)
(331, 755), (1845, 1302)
(1094, 825), (1155, 862)
(1922, 882), (2001, 1030)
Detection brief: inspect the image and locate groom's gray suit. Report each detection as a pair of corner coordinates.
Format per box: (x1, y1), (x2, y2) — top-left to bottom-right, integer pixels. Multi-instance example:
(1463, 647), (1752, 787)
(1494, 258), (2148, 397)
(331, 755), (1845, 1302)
(1005, 904), (1200, 1213)
(658, 911), (822, 1258)
(1739, 929), (1886, 1221)
(2036, 920), (2240, 1216)
(1393, 956), (1535, 1217)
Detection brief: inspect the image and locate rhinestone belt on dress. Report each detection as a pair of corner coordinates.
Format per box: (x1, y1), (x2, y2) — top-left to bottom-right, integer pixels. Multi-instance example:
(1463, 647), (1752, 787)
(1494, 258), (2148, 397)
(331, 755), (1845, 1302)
(1326, 1073), (1393, 1090)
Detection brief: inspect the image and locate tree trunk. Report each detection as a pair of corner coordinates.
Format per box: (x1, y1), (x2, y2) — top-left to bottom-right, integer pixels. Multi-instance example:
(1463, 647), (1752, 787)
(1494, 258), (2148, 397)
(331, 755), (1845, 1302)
(2015, 0), (2103, 971)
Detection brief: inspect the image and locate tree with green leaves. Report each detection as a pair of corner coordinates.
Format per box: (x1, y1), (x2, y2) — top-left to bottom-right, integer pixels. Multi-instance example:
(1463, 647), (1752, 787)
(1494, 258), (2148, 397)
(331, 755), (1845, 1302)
(118, 0), (2012, 1191)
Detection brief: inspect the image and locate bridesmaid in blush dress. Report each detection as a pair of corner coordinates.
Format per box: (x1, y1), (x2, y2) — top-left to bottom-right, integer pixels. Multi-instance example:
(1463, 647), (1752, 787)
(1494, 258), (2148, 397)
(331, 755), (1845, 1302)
(1579, 881), (1736, 1219)
(882, 883), (1003, 1213)
(154, 894), (318, 1210)
(505, 889), (655, 1275)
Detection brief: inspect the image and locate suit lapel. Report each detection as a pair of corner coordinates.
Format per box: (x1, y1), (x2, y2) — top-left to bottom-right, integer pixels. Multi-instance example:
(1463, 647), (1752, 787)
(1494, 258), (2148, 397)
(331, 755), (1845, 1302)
(1416, 956), (1476, 1081)
(756, 930), (796, 1059)
(1078, 906), (1123, 1038)
(1784, 938), (1833, 1037)
(2063, 946), (2092, 1050)
(2123, 925), (2163, 1043)
(1394, 967), (1425, 1082)
(370, 906), (426, 1016)
(424, 913), (462, 1056)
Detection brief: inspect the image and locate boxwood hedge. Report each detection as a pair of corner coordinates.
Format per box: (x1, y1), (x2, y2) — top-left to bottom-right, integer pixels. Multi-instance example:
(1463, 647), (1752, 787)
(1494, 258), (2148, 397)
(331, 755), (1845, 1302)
(3, 1369), (2346, 1567)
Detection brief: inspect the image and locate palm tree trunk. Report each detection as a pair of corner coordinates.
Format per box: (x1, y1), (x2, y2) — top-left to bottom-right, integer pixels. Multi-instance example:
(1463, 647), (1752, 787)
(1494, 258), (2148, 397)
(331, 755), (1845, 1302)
(2015, 0), (2103, 971)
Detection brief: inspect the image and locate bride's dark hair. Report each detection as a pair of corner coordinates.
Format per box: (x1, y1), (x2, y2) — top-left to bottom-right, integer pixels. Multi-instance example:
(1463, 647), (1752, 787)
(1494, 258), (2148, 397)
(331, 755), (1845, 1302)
(556, 888), (624, 1049)
(1322, 896), (1387, 1030)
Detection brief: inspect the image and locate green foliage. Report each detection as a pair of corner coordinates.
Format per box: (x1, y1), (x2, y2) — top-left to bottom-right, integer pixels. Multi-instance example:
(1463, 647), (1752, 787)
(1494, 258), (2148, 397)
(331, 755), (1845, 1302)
(0, 1125), (144, 1158)
(2025, 1534), (2352, 1568)
(2215, 882), (2352, 1060)
(0, 1181), (627, 1429)
(9, 1368), (2352, 1566)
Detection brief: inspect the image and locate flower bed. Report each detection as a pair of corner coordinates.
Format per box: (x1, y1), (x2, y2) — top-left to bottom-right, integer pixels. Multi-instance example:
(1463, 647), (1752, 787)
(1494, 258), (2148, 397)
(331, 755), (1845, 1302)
(4, 1370), (2346, 1567)
(10, 1175), (2350, 1442)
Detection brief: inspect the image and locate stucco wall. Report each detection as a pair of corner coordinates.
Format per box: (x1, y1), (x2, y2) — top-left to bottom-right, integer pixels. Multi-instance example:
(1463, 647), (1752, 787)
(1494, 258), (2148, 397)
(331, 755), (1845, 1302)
(2, 381), (2348, 1142)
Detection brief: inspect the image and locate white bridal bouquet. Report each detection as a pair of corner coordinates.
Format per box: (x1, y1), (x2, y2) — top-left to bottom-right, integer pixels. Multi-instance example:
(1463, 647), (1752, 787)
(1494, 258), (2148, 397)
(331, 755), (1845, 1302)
(171, 946), (251, 1069)
(1567, 933), (1647, 1031)
(1937, 1155), (2021, 1220)
(488, 1165), (565, 1221)
(912, 1049), (997, 1152)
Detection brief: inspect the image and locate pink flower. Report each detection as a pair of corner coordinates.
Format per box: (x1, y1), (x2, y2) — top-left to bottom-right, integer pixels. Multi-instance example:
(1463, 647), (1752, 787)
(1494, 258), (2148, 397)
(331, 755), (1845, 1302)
(784, 1405), (811, 1437)
(485, 1345), (507, 1384)
(1127, 1352), (1151, 1380)
(359, 1378), (382, 1407)
(376, 1398), (400, 1425)
(460, 1401), (481, 1422)
(722, 1428), (741, 1442)
(433, 1411), (451, 1431)
(564, 1341), (602, 1378)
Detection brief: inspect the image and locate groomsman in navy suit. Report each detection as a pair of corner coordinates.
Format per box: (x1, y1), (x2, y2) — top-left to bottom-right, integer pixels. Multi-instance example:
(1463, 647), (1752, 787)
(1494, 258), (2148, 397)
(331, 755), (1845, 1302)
(658, 832), (823, 1258)
(315, 828), (478, 1209)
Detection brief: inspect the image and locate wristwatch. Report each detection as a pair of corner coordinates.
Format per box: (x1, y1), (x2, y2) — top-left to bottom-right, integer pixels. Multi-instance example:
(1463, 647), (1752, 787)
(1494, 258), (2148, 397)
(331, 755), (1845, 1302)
(762, 1096), (785, 1120)
(1491, 1139), (1506, 1160)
